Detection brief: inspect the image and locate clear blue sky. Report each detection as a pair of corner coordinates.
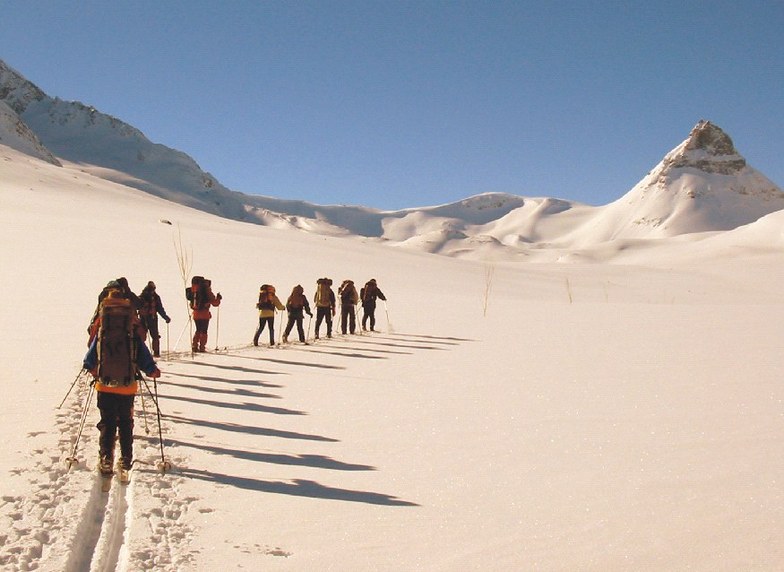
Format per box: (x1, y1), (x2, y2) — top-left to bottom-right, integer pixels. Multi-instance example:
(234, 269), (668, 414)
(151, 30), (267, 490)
(1, 1), (782, 209)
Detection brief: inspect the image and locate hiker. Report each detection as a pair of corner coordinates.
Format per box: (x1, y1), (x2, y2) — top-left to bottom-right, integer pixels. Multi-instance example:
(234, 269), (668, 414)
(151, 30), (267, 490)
(83, 288), (161, 474)
(338, 279), (359, 335)
(283, 284), (313, 343)
(186, 276), (221, 352)
(313, 277), (336, 339)
(253, 284), (285, 346)
(139, 281), (171, 357)
(360, 278), (387, 332)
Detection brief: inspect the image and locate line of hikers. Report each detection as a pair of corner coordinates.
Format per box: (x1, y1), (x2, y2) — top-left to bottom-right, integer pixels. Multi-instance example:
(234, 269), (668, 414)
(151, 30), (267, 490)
(80, 275), (386, 475)
(253, 277), (386, 347)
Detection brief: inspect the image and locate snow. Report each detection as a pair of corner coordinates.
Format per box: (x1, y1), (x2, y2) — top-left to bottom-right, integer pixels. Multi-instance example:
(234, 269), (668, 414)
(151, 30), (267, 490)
(1, 144), (783, 570)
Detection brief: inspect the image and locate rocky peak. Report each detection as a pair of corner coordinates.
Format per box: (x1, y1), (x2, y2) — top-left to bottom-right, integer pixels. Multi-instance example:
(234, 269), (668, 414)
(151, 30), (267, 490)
(0, 60), (46, 114)
(661, 120), (746, 176)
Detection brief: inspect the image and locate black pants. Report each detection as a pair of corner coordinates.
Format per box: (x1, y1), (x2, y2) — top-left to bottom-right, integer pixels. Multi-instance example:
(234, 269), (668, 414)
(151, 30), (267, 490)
(284, 316), (306, 341)
(96, 392), (135, 462)
(340, 305), (356, 334)
(315, 307), (332, 337)
(254, 316), (275, 345)
(141, 315), (161, 355)
(362, 304), (377, 330)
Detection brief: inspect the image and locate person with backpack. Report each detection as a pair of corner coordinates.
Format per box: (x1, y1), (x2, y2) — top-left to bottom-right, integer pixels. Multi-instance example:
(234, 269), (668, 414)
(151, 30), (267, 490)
(186, 276), (222, 352)
(338, 279), (359, 335)
(282, 284), (313, 344)
(313, 277), (336, 339)
(360, 278), (387, 332)
(253, 284), (285, 347)
(83, 288), (161, 475)
(139, 281), (171, 357)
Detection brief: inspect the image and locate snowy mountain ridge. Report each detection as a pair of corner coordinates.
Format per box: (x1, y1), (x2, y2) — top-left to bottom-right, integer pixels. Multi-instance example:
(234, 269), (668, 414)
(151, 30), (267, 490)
(1, 58), (783, 260)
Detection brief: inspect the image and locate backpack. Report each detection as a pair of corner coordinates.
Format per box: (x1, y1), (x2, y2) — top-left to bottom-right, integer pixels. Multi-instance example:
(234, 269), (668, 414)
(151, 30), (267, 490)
(257, 284), (275, 310)
(96, 292), (138, 387)
(362, 280), (377, 303)
(339, 280), (357, 304)
(186, 276), (210, 311)
(314, 278), (332, 307)
(288, 285), (306, 308)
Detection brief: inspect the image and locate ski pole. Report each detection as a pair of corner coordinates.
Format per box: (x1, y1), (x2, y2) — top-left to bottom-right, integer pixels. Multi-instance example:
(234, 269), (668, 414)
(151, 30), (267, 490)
(141, 375), (170, 472)
(58, 368), (86, 409)
(139, 385), (151, 435)
(66, 382), (95, 469)
(278, 309), (287, 344)
(214, 305), (221, 351)
(383, 300), (394, 333)
(307, 314), (313, 341)
(166, 321), (170, 360)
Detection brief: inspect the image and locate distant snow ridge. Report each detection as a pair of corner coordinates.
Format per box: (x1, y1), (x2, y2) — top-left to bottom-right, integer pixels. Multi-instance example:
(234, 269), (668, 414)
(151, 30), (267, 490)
(2, 56), (783, 259)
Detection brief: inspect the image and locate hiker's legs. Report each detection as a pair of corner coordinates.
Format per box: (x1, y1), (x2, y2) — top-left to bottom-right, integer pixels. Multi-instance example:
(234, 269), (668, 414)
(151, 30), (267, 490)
(194, 319), (209, 351)
(253, 317), (267, 346)
(116, 395), (135, 465)
(96, 392), (119, 462)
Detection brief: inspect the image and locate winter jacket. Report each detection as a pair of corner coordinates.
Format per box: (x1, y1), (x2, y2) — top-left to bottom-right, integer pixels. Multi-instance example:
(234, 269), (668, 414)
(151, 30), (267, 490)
(140, 289), (170, 321)
(360, 283), (386, 309)
(258, 294), (285, 318)
(192, 291), (221, 320)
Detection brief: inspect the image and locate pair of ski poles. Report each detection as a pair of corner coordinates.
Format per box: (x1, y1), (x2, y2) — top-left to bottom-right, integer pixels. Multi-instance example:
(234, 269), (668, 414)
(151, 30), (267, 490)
(60, 369), (170, 473)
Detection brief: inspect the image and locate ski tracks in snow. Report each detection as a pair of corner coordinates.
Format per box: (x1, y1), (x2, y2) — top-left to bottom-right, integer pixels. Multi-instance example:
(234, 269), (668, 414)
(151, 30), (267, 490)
(0, 377), (196, 571)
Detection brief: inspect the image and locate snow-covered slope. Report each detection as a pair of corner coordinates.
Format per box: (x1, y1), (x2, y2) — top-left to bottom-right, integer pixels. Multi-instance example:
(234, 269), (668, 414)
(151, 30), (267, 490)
(1, 141), (784, 570)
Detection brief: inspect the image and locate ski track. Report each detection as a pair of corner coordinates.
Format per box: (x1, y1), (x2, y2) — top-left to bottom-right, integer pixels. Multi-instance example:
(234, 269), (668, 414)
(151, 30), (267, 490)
(0, 373), (196, 571)
(0, 331), (445, 570)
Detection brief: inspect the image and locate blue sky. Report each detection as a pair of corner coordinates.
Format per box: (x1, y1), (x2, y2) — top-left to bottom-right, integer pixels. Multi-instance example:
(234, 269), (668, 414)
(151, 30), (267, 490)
(1, 1), (782, 209)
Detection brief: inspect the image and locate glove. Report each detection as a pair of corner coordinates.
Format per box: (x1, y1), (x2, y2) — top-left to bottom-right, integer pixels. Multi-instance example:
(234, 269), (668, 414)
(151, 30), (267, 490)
(149, 368), (161, 379)
(164, 316), (171, 324)
(216, 293), (222, 301)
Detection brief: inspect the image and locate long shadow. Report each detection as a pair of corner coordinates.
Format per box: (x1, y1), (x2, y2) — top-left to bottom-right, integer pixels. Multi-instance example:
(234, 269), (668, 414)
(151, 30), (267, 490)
(382, 332), (476, 343)
(296, 349), (387, 360)
(168, 438), (374, 471)
(304, 336), (413, 355)
(169, 372), (284, 389)
(339, 337), (446, 351)
(163, 393), (306, 416)
(162, 379), (283, 400)
(188, 361), (285, 376)
(180, 468), (419, 507)
(165, 414), (339, 442)
(305, 341), (412, 356)
(223, 353), (347, 371)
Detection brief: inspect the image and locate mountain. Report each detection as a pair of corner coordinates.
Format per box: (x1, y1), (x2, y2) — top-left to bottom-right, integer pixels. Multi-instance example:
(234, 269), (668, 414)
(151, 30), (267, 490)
(1, 58), (783, 258)
(578, 120), (784, 243)
(0, 99), (60, 165)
